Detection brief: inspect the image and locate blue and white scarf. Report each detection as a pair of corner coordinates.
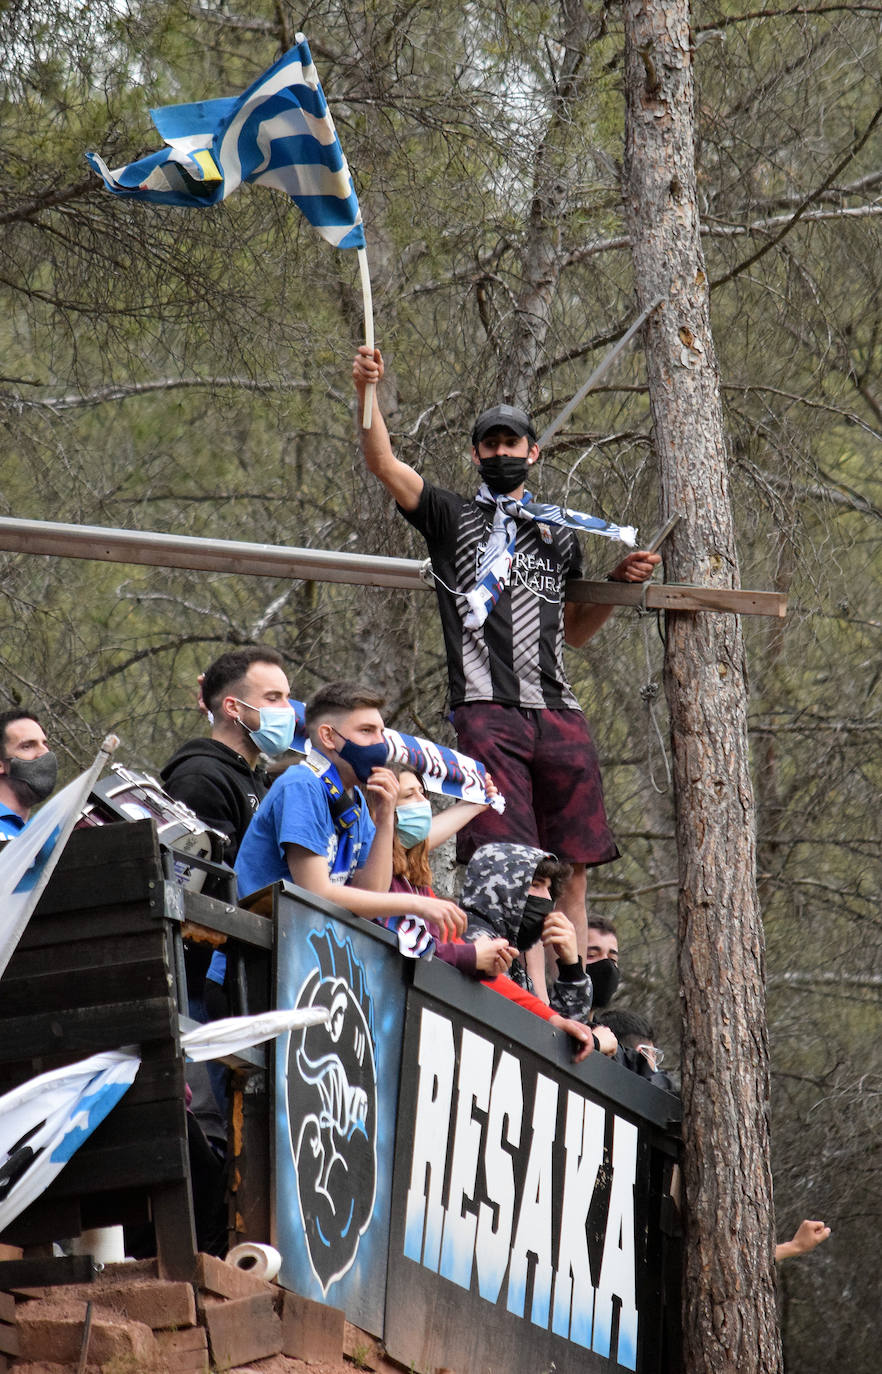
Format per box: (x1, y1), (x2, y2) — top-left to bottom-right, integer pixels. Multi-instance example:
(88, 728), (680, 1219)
(465, 485), (637, 630)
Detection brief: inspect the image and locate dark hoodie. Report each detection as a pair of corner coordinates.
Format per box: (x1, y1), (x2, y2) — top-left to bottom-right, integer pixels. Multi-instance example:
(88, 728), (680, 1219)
(461, 842), (592, 1023)
(161, 737), (269, 864)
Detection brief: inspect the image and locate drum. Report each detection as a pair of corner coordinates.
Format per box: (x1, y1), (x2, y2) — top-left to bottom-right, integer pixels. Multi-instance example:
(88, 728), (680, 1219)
(76, 763), (228, 891)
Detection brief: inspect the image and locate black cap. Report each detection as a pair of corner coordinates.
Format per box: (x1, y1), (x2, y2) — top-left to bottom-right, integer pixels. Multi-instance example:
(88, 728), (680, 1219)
(471, 404), (537, 446)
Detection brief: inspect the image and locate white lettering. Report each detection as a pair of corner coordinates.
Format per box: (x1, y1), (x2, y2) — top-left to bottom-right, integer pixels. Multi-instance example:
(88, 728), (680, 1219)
(402, 1009), (454, 1270)
(593, 1116), (639, 1369)
(475, 1049), (522, 1303)
(439, 1028), (493, 1289)
(551, 1092), (604, 1347)
(506, 1073), (558, 1327)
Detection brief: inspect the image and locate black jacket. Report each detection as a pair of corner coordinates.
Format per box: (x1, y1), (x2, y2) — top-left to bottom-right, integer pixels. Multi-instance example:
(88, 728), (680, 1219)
(160, 737), (268, 863)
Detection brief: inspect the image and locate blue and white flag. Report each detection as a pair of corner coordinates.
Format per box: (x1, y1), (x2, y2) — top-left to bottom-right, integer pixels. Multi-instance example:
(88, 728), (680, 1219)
(0, 736), (118, 983)
(0, 1009), (329, 1232)
(86, 35), (364, 249)
(465, 485), (637, 629)
(286, 702), (503, 811)
(0, 1049), (140, 1233)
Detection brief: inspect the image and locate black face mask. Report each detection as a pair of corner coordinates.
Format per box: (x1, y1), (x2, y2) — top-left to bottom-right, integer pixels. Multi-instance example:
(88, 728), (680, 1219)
(478, 455), (530, 494)
(587, 957), (620, 1008)
(517, 894), (553, 951)
(5, 751), (58, 803)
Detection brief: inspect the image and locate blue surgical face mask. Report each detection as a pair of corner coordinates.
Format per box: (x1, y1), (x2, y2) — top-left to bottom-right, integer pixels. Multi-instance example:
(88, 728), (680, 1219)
(235, 701), (297, 758)
(333, 731), (388, 783)
(395, 799), (432, 849)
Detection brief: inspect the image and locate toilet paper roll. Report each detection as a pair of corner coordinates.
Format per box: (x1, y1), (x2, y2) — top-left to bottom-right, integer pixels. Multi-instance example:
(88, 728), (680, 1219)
(225, 1241), (282, 1282)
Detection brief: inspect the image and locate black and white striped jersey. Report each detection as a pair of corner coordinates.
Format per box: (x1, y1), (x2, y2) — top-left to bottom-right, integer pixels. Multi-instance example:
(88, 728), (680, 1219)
(401, 481), (583, 710)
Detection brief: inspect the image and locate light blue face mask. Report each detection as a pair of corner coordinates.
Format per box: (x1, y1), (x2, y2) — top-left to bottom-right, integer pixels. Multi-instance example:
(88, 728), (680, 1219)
(235, 700), (297, 757)
(395, 799), (432, 850)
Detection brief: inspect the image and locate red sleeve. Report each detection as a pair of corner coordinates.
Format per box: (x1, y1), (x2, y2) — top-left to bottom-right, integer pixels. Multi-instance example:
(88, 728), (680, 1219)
(487, 973), (556, 1022)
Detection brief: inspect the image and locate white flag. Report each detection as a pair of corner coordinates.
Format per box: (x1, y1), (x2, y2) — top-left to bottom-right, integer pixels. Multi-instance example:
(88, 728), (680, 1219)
(0, 1049), (140, 1233)
(0, 736), (118, 982)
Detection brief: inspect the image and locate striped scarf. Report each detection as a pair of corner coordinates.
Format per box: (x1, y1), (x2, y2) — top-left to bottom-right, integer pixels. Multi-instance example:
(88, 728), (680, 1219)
(464, 485), (637, 630)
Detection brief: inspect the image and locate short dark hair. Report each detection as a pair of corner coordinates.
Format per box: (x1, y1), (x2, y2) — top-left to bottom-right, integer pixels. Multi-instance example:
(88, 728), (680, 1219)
(586, 915), (618, 938)
(532, 855), (572, 905)
(600, 1008), (654, 1047)
(0, 709), (43, 754)
(202, 646), (286, 715)
(305, 682), (385, 732)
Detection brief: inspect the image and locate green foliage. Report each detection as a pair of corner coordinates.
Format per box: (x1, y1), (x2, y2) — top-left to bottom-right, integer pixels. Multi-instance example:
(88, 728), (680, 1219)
(0, 2), (880, 1365)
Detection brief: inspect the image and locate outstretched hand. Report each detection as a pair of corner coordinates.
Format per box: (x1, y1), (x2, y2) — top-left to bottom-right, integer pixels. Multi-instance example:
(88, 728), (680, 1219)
(776, 1219), (831, 1261)
(608, 550), (661, 583)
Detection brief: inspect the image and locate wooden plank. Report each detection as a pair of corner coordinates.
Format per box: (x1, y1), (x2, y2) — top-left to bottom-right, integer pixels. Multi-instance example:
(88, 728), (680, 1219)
(0, 956), (170, 1016)
(565, 579), (787, 617)
(4, 928), (167, 980)
(36, 822), (162, 913)
(50, 1135), (190, 1195)
(15, 904), (161, 950)
(182, 890), (274, 949)
(0, 1256), (95, 1289)
(0, 998), (177, 1062)
(152, 1180), (198, 1282)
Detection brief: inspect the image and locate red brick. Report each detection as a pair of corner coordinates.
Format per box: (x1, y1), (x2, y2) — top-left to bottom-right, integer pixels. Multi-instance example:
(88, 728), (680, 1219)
(11, 1278), (196, 1332)
(196, 1251), (277, 1301)
(16, 1298), (164, 1368)
(203, 1291), (282, 1369)
(280, 1289), (344, 1363)
(0, 1244), (22, 1262)
(0, 1294), (14, 1323)
(157, 1323), (210, 1373)
(0, 1322), (17, 1357)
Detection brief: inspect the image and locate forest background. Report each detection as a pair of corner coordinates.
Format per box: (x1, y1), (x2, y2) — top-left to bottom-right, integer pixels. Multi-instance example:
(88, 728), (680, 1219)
(1, 1), (880, 1367)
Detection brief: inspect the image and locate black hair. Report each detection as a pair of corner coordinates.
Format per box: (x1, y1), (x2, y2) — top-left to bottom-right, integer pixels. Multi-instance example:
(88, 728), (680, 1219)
(201, 646), (286, 715)
(532, 854), (573, 905)
(305, 682), (385, 732)
(0, 709), (43, 754)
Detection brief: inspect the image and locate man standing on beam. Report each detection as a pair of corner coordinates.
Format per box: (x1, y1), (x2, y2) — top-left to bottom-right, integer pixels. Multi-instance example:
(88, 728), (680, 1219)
(352, 346), (659, 990)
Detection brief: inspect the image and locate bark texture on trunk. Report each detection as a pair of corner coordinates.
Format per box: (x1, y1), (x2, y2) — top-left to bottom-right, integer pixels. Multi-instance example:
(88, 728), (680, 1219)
(622, 5), (782, 1372)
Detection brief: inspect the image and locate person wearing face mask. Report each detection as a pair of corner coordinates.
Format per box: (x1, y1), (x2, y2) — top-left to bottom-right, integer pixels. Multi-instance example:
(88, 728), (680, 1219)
(352, 347), (660, 974)
(161, 645), (296, 867)
(459, 842), (617, 1058)
(0, 709), (58, 839)
(584, 917), (622, 1012)
(234, 682), (466, 940)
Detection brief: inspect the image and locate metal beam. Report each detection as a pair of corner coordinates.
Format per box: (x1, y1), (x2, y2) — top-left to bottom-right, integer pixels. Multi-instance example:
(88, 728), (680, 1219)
(0, 515), (787, 616)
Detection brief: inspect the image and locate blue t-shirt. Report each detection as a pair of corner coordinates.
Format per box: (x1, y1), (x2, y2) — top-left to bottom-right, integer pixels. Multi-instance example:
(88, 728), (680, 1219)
(0, 807), (26, 841)
(234, 758), (376, 900)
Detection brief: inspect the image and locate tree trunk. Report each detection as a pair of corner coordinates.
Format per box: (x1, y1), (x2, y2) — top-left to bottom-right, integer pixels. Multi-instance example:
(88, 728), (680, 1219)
(622, 5), (783, 1372)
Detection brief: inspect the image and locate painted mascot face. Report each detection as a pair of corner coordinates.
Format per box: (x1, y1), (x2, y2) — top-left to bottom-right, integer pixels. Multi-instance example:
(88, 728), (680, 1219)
(286, 928), (378, 1293)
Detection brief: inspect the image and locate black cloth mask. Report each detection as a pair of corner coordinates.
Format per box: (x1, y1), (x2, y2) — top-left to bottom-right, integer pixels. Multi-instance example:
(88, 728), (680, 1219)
(5, 751), (58, 803)
(587, 957), (620, 1008)
(478, 455), (530, 494)
(517, 894), (553, 951)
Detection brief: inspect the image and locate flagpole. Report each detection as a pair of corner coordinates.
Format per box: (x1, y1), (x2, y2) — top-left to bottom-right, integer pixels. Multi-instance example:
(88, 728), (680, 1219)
(357, 245), (375, 429)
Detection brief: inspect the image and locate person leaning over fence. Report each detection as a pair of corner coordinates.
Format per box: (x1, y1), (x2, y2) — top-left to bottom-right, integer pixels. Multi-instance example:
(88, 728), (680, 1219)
(234, 681), (465, 938)
(460, 842), (617, 1059)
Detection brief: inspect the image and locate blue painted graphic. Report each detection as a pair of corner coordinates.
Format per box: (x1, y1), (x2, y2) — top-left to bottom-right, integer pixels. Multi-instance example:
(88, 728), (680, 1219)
(285, 927), (378, 1294)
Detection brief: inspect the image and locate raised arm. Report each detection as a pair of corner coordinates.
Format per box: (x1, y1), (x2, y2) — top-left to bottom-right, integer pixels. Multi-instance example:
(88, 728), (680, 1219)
(352, 346), (424, 513)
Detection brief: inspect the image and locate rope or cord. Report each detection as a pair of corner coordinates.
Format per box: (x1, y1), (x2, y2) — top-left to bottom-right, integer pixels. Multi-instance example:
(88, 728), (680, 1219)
(638, 607), (671, 793)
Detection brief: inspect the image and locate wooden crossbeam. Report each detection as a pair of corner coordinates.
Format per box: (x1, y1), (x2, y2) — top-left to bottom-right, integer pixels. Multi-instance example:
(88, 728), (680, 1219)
(0, 516), (786, 617)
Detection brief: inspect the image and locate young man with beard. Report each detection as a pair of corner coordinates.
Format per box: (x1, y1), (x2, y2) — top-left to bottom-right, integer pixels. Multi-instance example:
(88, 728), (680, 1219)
(0, 710), (57, 837)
